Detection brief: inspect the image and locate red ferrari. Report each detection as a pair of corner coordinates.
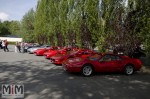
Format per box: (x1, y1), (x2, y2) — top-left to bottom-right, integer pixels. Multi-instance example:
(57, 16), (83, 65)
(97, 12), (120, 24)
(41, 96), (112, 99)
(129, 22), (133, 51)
(50, 49), (95, 65)
(62, 53), (142, 76)
(44, 50), (58, 59)
(44, 47), (71, 59)
(34, 48), (47, 56)
(34, 47), (56, 56)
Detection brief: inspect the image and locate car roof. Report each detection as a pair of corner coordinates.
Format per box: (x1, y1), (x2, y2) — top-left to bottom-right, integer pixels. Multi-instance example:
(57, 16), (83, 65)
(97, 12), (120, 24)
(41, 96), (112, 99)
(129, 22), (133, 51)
(102, 53), (130, 59)
(102, 53), (122, 57)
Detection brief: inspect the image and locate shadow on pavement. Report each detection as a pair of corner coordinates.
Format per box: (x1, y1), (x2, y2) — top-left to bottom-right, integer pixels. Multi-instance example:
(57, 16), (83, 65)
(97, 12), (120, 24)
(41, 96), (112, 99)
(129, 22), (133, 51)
(0, 60), (150, 99)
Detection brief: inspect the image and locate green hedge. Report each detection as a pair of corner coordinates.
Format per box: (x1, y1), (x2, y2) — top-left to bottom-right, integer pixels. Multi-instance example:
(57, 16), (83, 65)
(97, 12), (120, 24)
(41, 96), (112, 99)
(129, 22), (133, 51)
(8, 42), (16, 45)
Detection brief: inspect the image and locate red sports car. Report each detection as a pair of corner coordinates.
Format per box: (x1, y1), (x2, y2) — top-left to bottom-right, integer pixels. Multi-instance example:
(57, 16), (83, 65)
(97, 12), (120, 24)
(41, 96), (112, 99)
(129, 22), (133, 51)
(44, 50), (58, 59)
(44, 47), (71, 59)
(34, 48), (47, 56)
(50, 49), (95, 65)
(62, 53), (142, 76)
(34, 47), (56, 56)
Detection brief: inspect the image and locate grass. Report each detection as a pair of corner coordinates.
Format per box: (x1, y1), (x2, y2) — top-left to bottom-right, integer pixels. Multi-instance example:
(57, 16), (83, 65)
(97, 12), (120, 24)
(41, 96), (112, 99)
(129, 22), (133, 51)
(8, 42), (16, 45)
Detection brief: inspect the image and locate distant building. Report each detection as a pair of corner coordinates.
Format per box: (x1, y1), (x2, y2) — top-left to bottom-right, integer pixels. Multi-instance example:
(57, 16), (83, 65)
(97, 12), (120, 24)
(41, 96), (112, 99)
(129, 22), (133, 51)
(0, 35), (23, 42)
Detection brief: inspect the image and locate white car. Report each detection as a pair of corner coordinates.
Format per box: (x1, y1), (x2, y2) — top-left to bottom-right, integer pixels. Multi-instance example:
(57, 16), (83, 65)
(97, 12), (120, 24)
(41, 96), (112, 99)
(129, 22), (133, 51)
(27, 45), (50, 54)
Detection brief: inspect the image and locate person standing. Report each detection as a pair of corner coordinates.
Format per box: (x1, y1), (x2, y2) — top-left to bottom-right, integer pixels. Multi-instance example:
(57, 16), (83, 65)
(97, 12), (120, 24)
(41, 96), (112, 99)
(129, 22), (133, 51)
(15, 42), (18, 53)
(18, 42), (21, 52)
(15, 41), (21, 53)
(2, 40), (6, 52)
(5, 39), (9, 52)
(21, 41), (24, 53)
(0, 39), (2, 49)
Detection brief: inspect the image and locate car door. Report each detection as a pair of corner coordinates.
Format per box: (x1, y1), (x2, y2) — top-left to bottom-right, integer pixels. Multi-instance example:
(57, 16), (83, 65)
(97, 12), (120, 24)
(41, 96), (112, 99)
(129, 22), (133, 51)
(96, 55), (113, 72)
(97, 54), (123, 72)
(108, 55), (123, 72)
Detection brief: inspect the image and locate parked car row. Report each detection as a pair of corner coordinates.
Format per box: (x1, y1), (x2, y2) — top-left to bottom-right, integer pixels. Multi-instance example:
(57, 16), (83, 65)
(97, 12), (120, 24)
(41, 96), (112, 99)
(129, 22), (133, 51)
(24, 44), (143, 76)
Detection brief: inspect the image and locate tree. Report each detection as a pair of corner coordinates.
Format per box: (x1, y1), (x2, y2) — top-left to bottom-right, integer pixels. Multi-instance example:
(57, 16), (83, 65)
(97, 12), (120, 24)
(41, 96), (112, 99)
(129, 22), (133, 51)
(127, 0), (150, 56)
(34, 0), (51, 44)
(0, 21), (11, 36)
(32, 0), (150, 55)
(21, 8), (35, 42)
(9, 21), (21, 36)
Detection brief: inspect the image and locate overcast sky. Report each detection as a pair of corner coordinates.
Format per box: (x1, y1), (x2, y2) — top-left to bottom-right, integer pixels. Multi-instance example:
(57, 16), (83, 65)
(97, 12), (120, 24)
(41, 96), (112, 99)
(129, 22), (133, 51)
(0, 0), (38, 22)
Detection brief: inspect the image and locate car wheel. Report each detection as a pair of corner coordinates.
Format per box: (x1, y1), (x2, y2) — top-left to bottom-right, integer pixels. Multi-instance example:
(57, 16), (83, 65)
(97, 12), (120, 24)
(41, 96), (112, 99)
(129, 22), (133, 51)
(35, 53), (38, 56)
(45, 55), (48, 59)
(124, 65), (134, 75)
(82, 65), (93, 76)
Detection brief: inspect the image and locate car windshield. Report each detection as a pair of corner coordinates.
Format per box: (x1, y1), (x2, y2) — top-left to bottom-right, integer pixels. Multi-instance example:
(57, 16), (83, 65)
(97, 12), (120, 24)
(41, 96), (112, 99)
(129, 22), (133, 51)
(67, 51), (77, 55)
(88, 54), (101, 61)
(40, 45), (49, 48)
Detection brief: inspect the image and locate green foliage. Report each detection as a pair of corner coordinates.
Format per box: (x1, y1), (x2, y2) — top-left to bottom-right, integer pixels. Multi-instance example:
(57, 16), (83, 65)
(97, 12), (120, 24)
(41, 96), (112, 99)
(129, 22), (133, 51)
(21, 8), (35, 42)
(21, 0), (150, 55)
(8, 42), (16, 45)
(9, 21), (21, 36)
(0, 21), (11, 36)
(34, 0), (50, 44)
(133, 0), (150, 56)
(0, 0), (149, 54)
(0, 20), (21, 37)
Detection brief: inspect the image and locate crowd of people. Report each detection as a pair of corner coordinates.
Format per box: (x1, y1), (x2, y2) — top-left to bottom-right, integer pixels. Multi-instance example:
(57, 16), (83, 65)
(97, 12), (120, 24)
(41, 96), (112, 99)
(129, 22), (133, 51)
(0, 39), (9, 52)
(0, 39), (25, 53)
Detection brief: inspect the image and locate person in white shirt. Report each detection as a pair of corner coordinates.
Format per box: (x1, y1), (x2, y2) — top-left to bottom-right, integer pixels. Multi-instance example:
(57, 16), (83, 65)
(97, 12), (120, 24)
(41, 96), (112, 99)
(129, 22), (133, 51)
(21, 41), (25, 53)
(2, 40), (6, 52)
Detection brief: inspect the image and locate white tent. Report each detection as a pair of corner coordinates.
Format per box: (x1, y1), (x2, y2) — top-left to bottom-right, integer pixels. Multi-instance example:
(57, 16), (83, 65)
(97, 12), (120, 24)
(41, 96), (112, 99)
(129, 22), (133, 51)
(0, 37), (23, 42)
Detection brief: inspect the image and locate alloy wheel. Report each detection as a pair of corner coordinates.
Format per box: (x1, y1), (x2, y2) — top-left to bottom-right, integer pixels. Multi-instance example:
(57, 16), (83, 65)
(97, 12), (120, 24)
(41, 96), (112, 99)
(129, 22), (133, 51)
(125, 65), (134, 75)
(82, 65), (93, 76)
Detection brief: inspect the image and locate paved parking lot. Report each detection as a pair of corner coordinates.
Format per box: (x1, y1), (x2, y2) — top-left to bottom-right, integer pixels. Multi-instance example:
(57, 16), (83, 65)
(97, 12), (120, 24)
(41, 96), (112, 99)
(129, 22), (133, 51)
(0, 45), (150, 99)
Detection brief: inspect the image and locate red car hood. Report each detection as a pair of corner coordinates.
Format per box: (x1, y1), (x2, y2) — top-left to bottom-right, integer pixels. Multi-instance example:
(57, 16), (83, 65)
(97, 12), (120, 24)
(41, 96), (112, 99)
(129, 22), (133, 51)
(51, 54), (68, 59)
(35, 48), (45, 52)
(45, 50), (57, 55)
(64, 57), (86, 64)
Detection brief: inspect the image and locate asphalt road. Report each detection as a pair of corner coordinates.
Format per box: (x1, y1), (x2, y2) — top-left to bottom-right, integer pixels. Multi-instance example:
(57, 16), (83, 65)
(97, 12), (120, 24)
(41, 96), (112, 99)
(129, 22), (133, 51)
(0, 45), (150, 99)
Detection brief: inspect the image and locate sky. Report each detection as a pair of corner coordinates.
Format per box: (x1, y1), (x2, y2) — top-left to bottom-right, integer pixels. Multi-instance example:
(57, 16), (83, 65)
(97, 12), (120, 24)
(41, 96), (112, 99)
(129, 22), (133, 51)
(0, 0), (38, 22)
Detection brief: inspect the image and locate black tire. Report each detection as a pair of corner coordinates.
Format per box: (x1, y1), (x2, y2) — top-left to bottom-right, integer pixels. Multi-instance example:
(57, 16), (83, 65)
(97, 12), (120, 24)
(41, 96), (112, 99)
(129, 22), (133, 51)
(34, 52), (38, 56)
(28, 51), (31, 54)
(82, 65), (93, 76)
(45, 55), (48, 59)
(124, 65), (134, 75)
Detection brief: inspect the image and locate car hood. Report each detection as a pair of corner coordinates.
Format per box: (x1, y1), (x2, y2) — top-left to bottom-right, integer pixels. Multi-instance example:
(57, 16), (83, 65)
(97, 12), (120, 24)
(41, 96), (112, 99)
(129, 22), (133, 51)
(37, 49), (46, 52)
(28, 47), (40, 50)
(51, 54), (68, 59)
(65, 57), (85, 64)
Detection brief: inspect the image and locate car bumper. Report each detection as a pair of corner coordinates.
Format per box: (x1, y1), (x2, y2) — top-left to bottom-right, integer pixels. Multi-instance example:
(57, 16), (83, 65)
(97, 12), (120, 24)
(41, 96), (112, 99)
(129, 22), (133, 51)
(35, 52), (41, 56)
(45, 54), (49, 59)
(28, 51), (33, 54)
(50, 58), (62, 65)
(46, 54), (54, 59)
(62, 63), (82, 72)
(36, 52), (44, 56)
